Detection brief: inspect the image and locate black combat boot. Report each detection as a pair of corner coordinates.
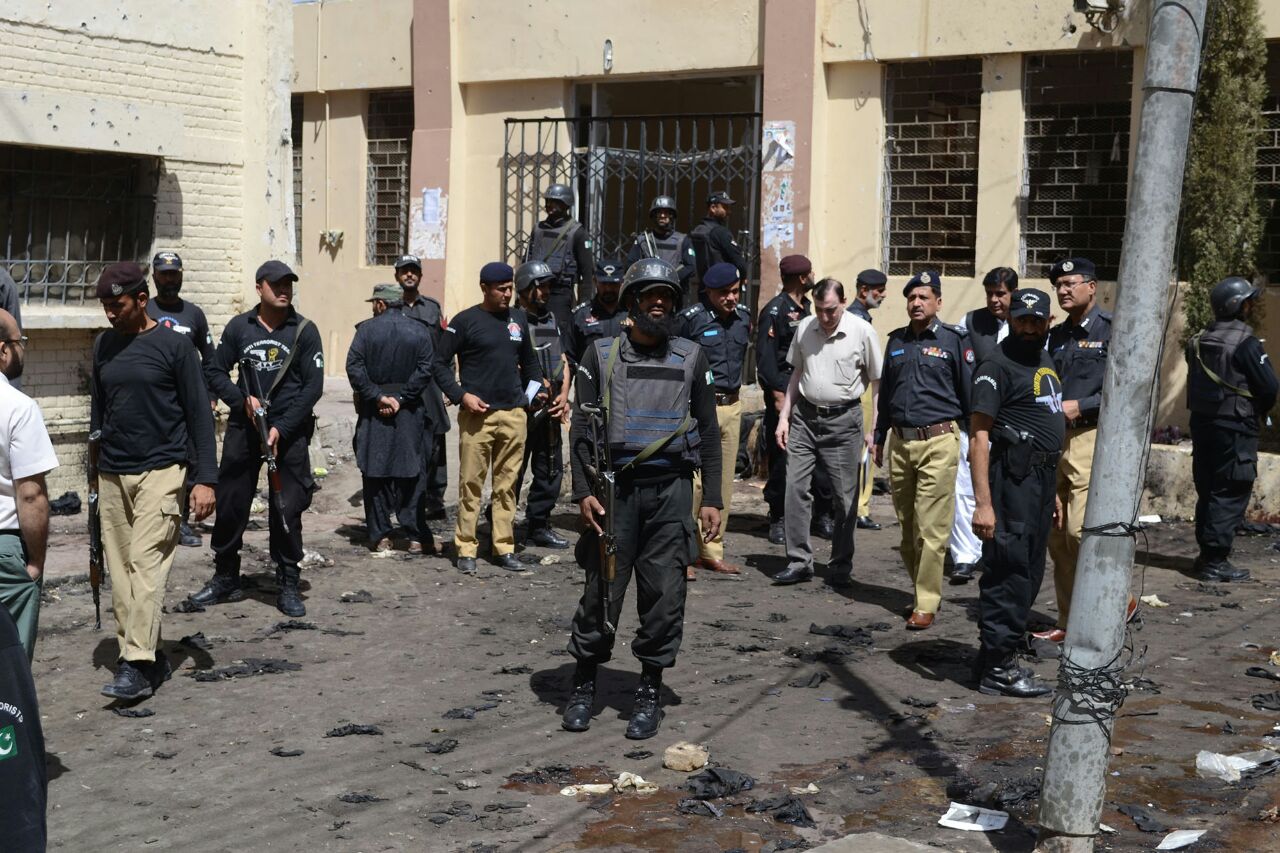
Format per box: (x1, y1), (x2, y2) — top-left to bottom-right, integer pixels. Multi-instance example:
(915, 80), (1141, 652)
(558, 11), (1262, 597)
(277, 564), (306, 617)
(625, 665), (665, 740)
(147, 653), (173, 693)
(978, 655), (1052, 698)
(188, 562), (246, 607)
(1196, 553), (1250, 582)
(561, 661), (597, 732)
(101, 660), (153, 701)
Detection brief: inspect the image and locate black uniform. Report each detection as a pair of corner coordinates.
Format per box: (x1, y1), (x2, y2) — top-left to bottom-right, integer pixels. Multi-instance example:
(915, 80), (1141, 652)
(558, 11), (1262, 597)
(676, 301), (751, 393)
(627, 230), (697, 289)
(1185, 320), (1279, 562)
(566, 332), (721, 669)
(0, 606), (45, 852)
(689, 217), (748, 283)
(874, 321), (973, 444)
(206, 307), (325, 576)
(526, 216), (594, 325)
(346, 309), (437, 546)
(963, 308), (1005, 365)
(1048, 306), (1111, 426)
(432, 305), (543, 406)
(514, 308), (568, 532)
(971, 340), (1065, 662)
(400, 295), (450, 522)
(566, 299), (626, 366)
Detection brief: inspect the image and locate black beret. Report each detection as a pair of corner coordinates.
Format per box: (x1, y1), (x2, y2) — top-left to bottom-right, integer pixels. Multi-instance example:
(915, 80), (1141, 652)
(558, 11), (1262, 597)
(855, 269), (887, 288)
(595, 258), (626, 283)
(903, 270), (942, 297)
(1049, 257), (1096, 282)
(95, 262), (148, 299)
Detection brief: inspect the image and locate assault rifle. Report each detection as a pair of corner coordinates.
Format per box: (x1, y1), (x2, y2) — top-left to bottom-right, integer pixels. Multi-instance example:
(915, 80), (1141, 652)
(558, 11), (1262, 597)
(579, 402), (617, 636)
(239, 357), (290, 535)
(87, 430), (103, 630)
(531, 344), (563, 448)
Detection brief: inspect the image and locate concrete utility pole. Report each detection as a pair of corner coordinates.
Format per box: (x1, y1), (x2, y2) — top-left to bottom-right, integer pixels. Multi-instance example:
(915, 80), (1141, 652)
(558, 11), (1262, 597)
(1037, 2), (1208, 851)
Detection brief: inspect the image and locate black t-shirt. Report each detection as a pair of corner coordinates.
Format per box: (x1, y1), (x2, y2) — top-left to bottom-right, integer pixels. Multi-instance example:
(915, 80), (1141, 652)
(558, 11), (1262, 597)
(148, 297), (216, 401)
(0, 600), (46, 852)
(971, 340), (1066, 453)
(90, 325), (220, 482)
(433, 304), (543, 410)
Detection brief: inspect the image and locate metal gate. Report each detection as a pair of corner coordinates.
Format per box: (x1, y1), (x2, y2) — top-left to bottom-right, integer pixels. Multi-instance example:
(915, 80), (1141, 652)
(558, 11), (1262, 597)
(502, 113), (762, 288)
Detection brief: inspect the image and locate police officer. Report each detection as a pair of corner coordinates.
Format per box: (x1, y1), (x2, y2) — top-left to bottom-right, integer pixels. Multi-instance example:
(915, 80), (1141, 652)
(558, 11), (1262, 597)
(969, 288), (1064, 698)
(394, 254), (451, 526)
(561, 258), (721, 740)
(949, 267), (1017, 584)
(513, 260), (572, 549)
(1039, 257), (1111, 644)
(690, 191), (748, 284)
(567, 259), (628, 367)
(146, 251), (216, 548)
(848, 269), (888, 531)
(628, 195), (698, 304)
(526, 183), (594, 326)
(189, 261), (324, 618)
(346, 284), (439, 555)
(677, 262), (751, 577)
(1185, 277), (1279, 582)
(756, 254), (833, 545)
(874, 271), (973, 630)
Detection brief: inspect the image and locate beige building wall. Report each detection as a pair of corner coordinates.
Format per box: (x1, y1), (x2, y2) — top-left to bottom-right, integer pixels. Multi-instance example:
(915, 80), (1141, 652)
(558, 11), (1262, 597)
(0, 0), (289, 496)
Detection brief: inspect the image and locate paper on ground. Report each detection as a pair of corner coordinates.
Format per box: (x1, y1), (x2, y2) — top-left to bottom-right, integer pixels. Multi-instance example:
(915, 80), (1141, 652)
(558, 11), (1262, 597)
(1195, 749), (1280, 783)
(1156, 829), (1207, 850)
(938, 801), (1009, 832)
(1140, 594), (1169, 608)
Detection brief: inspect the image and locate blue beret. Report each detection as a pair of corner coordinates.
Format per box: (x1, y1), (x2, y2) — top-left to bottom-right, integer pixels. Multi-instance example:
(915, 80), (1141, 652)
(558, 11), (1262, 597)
(479, 262), (514, 284)
(856, 269), (887, 287)
(903, 270), (942, 297)
(702, 262), (740, 290)
(595, 258), (626, 283)
(1049, 257), (1096, 282)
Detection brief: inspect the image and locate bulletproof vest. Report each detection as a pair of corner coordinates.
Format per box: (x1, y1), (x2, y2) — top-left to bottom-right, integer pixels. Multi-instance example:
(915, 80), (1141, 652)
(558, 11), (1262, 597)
(1187, 320), (1256, 420)
(965, 308), (1003, 364)
(528, 313), (565, 382)
(643, 229), (688, 269)
(689, 220), (725, 279)
(528, 219), (581, 289)
(595, 335), (702, 470)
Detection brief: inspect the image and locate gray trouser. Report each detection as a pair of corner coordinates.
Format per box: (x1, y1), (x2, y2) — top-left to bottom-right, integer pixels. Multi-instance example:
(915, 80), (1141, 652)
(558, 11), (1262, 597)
(784, 402), (862, 575)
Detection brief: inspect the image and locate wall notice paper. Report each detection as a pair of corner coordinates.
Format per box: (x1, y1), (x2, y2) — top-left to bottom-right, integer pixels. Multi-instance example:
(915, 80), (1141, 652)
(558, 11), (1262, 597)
(525, 380), (543, 406)
(938, 802), (1009, 832)
(422, 188), (442, 226)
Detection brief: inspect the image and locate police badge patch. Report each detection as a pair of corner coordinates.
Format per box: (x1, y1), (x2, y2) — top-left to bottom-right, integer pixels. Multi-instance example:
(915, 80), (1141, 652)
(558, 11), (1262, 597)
(508, 321), (523, 341)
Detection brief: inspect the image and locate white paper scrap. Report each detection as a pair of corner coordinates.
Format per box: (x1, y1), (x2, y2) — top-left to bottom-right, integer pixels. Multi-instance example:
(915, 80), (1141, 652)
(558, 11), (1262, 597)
(938, 801), (1009, 832)
(1156, 829), (1207, 850)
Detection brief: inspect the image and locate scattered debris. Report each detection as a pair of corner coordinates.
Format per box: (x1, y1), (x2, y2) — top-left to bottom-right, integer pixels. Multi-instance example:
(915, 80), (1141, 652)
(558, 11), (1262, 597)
(506, 765), (574, 786)
(153, 751), (176, 760)
(270, 747), (304, 757)
(677, 797), (724, 818)
(340, 590), (373, 603)
(1118, 803), (1169, 833)
(747, 795), (816, 828)
(172, 599), (206, 613)
(299, 550), (332, 569)
(337, 792), (384, 804)
(269, 620), (317, 633)
(767, 613), (788, 623)
(442, 702), (498, 720)
(788, 782), (820, 795)
(456, 778), (480, 790)
(496, 664), (532, 675)
(663, 742), (709, 772)
(788, 672), (829, 689)
(938, 801), (1009, 832)
(49, 491), (82, 515)
(190, 659), (301, 682)
(538, 554), (560, 565)
(1156, 829), (1208, 850)
(734, 643), (769, 653)
(111, 706), (154, 718)
(417, 739), (458, 755)
(712, 673), (753, 685)
(178, 632), (212, 650)
(624, 749), (653, 761)
(902, 696), (938, 709)
(325, 724), (383, 738)
(559, 783), (613, 796)
(1251, 692), (1280, 712)
(809, 623), (876, 644)
(1140, 594), (1170, 608)
(612, 772), (657, 794)
(685, 768), (755, 799)
(313, 467), (329, 478)
(1195, 749), (1280, 783)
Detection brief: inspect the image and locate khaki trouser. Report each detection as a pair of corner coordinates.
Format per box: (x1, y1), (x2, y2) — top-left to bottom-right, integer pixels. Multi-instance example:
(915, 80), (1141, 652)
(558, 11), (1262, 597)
(858, 389), (875, 518)
(1048, 426), (1096, 630)
(99, 464), (185, 662)
(693, 398), (742, 561)
(455, 407), (527, 558)
(889, 427), (959, 615)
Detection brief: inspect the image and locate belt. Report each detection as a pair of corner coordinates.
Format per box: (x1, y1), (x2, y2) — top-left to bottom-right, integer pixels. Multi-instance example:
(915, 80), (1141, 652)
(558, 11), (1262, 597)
(798, 399), (854, 417)
(893, 421), (955, 441)
(0, 529), (20, 536)
(714, 391), (739, 406)
(1032, 450), (1063, 468)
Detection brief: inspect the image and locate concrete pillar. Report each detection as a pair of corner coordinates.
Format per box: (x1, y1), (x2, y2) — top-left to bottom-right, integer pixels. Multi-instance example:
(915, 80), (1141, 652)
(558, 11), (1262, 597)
(974, 54), (1024, 278)
(408, 0), (454, 305)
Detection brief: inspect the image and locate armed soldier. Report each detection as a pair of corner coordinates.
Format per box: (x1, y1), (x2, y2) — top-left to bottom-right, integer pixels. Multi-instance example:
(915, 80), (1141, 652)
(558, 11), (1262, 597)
(561, 258), (722, 740)
(689, 191), (748, 285)
(567, 259), (627, 367)
(627, 195), (697, 303)
(525, 183), (594, 326)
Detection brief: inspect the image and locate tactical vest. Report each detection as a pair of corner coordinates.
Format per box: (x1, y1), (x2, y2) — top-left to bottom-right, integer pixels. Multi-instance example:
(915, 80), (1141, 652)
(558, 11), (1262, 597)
(528, 313), (565, 382)
(965, 308), (1003, 364)
(639, 229), (688, 270)
(1187, 320), (1256, 420)
(595, 335), (702, 470)
(528, 219), (581, 290)
(689, 220), (725, 279)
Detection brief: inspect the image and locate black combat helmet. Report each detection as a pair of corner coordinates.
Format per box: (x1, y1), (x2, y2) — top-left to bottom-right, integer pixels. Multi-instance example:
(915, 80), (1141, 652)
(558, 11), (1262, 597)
(514, 260), (554, 293)
(620, 258), (682, 310)
(1210, 276), (1260, 320)
(649, 195), (677, 216)
(543, 183), (575, 209)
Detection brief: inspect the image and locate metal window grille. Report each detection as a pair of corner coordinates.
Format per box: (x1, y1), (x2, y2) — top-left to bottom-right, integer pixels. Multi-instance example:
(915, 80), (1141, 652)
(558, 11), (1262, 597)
(1260, 43), (1280, 278)
(0, 144), (157, 305)
(291, 95), (304, 262)
(883, 59), (982, 278)
(365, 90), (413, 266)
(1022, 51), (1133, 281)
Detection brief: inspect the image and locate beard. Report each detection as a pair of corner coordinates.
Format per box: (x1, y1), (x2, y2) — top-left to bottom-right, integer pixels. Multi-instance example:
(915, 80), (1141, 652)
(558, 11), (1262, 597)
(597, 291), (619, 308)
(157, 285), (181, 301)
(631, 306), (676, 342)
(1007, 332), (1048, 361)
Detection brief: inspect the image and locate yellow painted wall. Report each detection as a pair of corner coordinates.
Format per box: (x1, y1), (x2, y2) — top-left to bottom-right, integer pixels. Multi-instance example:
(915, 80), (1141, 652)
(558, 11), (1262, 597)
(294, 0), (413, 92)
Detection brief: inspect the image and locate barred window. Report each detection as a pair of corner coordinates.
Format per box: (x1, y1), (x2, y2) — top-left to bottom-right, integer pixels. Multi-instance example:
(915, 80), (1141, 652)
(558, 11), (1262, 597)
(365, 90), (414, 266)
(883, 59), (982, 278)
(1260, 43), (1280, 277)
(1023, 51), (1134, 281)
(292, 95), (304, 263)
(0, 144), (157, 305)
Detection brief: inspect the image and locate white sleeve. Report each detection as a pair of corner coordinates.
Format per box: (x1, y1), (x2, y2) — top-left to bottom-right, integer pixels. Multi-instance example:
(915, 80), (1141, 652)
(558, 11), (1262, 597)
(9, 399), (58, 480)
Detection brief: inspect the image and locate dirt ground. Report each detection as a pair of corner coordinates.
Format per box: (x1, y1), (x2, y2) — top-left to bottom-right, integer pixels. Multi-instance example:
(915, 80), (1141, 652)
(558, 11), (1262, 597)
(30, 445), (1280, 852)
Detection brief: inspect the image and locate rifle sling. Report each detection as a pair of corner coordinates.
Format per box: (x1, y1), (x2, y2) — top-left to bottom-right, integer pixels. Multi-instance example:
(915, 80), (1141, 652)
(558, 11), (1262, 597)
(265, 317), (313, 401)
(1193, 334), (1253, 398)
(601, 336), (692, 472)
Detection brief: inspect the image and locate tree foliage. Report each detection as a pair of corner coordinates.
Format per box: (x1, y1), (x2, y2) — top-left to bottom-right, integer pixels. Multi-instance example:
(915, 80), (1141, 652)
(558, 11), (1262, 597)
(1179, 0), (1267, 337)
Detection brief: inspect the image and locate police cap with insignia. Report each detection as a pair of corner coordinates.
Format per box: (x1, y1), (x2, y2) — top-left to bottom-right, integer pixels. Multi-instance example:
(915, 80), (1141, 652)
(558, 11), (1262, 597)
(367, 283), (403, 303)
(595, 258), (626, 284)
(1049, 257), (1096, 283)
(1009, 288), (1052, 320)
(903, 269), (942, 297)
(856, 269), (887, 288)
(702, 262), (740, 290)
(96, 262), (149, 299)
(707, 190), (736, 206)
(394, 254), (422, 271)
(479, 261), (514, 284)
(779, 254), (812, 277)
(152, 251), (182, 272)
(255, 260), (298, 284)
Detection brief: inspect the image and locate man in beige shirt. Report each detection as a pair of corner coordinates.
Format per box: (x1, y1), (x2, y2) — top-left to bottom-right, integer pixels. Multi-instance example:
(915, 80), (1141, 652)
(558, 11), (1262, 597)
(774, 278), (882, 587)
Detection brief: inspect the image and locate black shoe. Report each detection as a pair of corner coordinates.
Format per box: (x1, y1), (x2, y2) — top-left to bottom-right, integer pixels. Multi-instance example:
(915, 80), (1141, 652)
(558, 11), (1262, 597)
(812, 515), (835, 540)
(188, 573), (247, 607)
(950, 562), (978, 585)
(824, 572), (854, 590)
(561, 663), (597, 732)
(495, 553), (525, 572)
(147, 655), (173, 692)
(424, 506), (447, 521)
(625, 680), (664, 740)
(101, 661), (154, 701)
(179, 521), (202, 547)
(457, 557), (477, 575)
(767, 520), (785, 546)
(1198, 559), (1250, 582)
(978, 657), (1052, 698)
(527, 527), (570, 549)
(277, 566), (306, 617)
(856, 516), (881, 531)
(772, 566), (813, 586)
